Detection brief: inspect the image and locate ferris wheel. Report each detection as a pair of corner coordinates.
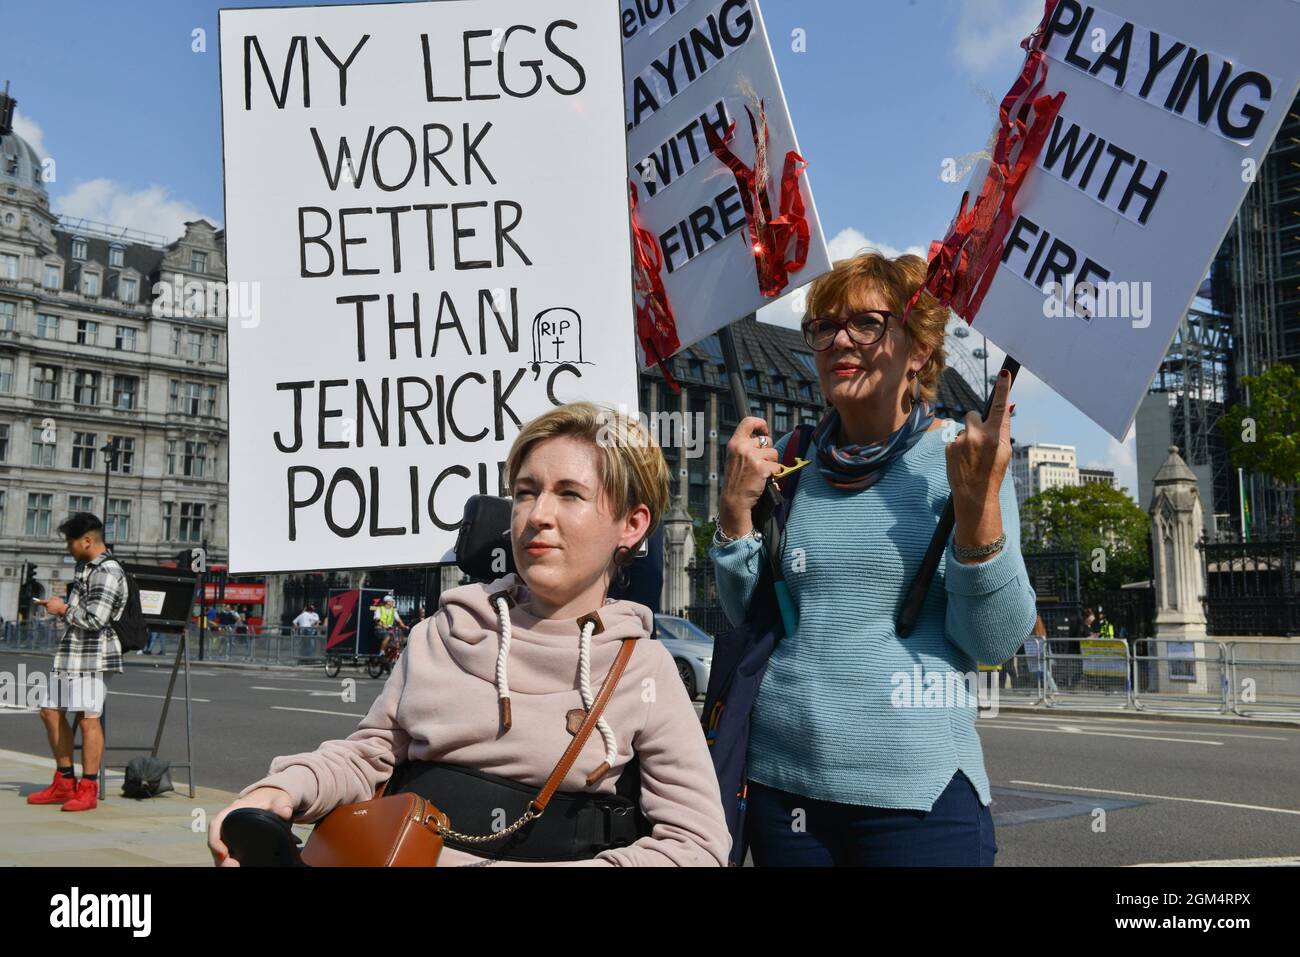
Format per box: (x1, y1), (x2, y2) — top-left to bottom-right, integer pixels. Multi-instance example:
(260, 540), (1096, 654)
(945, 318), (999, 404)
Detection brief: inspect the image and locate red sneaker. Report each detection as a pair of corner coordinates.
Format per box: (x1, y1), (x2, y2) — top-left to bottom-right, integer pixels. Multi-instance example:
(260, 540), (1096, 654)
(27, 772), (77, 805)
(60, 778), (99, 812)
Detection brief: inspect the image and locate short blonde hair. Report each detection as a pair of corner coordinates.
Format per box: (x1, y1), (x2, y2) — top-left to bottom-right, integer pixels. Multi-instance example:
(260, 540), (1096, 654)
(505, 402), (671, 545)
(804, 251), (949, 404)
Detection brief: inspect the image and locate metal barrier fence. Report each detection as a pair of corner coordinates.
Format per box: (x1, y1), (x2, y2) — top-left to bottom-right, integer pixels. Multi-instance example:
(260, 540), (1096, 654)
(983, 637), (1300, 718)
(5, 620), (1298, 718)
(0, 621), (327, 666)
(1226, 640), (1300, 718)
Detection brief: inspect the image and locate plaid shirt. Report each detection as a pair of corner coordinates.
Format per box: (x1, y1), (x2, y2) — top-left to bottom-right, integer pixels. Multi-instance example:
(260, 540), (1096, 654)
(53, 549), (127, 674)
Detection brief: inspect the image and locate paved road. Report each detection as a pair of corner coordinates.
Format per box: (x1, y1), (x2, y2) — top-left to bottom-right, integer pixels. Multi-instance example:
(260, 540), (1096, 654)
(3, 650), (1297, 866)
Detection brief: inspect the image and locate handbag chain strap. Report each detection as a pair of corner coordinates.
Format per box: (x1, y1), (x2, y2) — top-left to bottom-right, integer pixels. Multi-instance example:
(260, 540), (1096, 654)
(434, 635), (637, 844)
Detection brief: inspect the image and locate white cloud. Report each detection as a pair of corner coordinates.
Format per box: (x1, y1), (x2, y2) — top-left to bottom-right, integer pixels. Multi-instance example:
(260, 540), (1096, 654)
(54, 178), (219, 242)
(1086, 427), (1139, 500)
(954, 0), (1044, 73)
(756, 228), (926, 329)
(11, 110), (48, 159)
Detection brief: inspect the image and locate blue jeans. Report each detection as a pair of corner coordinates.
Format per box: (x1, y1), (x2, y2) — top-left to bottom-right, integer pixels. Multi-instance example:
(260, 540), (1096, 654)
(746, 771), (996, 866)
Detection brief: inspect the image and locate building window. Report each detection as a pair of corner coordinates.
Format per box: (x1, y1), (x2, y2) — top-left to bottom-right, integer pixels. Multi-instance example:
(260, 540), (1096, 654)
(115, 325), (137, 351)
(26, 493), (54, 537)
(204, 384), (218, 417)
(82, 272), (100, 297)
(0, 422), (8, 460)
(71, 431), (97, 470)
(187, 330), (203, 360)
(166, 439), (177, 475)
(69, 494), (94, 514)
(184, 440), (208, 477)
(0, 356), (12, 393)
(30, 429), (56, 467)
(0, 253), (18, 279)
(162, 501), (173, 540)
(186, 284), (206, 316)
(208, 332), (219, 360)
(36, 313), (60, 339)
(71, 238), (88, 260)
(111, 375), (138, 411)
(43, 264), (60, 289)
(773, 403), (790, 434)
(180, 502), (205, 542)
(191, 250), (208, 273)
(73, 370), (99, 405)
(171, 326), (183, 355)
(184, 382), (201, 416)
(0, 300), (15, 330)
(120, 277), (137, 303)
(108, 245), (125, 268)
(109, 436), (135, 474)
(76, 319), (99, 345)
(31, 364), (60, 401)
(106, 498), (131, 541)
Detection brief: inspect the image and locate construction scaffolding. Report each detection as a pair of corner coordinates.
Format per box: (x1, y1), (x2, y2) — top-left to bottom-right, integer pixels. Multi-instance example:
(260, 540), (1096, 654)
(1147, 92), (1300, 539)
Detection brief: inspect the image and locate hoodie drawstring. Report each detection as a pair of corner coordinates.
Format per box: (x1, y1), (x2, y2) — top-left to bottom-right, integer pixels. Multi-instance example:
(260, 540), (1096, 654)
(491, 594), (618, 785)
(577, 617), (619, 786)
(493, 595), (513, 731)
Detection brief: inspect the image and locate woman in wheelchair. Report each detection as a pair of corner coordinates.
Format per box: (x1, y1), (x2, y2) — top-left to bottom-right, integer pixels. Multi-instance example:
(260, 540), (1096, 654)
(209, 403), (730, 866)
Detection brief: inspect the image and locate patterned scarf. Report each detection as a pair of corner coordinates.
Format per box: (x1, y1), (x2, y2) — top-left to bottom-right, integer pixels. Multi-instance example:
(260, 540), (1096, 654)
(812, 397), (935, 490)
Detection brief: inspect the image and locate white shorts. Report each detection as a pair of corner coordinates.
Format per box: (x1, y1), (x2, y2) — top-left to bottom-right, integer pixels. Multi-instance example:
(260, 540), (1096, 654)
(38, 671), (110, 717)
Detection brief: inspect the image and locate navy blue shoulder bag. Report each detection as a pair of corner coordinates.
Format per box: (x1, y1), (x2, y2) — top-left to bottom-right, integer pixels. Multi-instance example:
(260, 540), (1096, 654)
(700, 423), (815, 866)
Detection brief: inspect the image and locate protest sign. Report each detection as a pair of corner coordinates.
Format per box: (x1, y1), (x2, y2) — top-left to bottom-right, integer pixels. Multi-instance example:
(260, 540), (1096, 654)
(933, 0), (1300, 440)
(622, 0), (831, 366)
(219, 0), (636, 573)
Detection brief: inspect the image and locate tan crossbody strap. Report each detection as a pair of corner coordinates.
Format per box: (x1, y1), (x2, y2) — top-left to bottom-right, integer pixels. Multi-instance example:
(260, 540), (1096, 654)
(534, 636), (636, 814)
(423, 635), (637, 846)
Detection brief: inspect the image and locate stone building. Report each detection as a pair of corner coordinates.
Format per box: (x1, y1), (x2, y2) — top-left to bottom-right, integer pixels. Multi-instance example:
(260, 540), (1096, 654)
(1, 89), (228, 620)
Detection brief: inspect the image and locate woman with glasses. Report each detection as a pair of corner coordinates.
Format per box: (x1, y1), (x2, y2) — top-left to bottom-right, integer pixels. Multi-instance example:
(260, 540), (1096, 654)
(712, 251), (1036, 866)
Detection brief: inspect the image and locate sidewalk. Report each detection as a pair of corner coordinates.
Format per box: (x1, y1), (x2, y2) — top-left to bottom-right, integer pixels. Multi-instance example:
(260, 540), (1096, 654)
(0, 748), (312, 866)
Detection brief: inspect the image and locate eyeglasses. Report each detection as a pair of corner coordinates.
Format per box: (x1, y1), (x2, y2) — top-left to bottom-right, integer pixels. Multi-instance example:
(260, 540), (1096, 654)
(800, 311), (895, 351)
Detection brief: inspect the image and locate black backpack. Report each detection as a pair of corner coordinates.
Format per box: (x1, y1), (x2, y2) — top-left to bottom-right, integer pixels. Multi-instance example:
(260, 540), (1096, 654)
(104, 558), (148, 652)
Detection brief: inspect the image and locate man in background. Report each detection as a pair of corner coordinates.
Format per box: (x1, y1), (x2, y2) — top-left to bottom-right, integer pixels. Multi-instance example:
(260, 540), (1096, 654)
(28, 513), (127, 812)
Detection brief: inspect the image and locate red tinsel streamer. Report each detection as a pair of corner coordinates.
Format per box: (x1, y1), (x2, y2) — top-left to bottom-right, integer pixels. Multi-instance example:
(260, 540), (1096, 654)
(905, 0), (1066, 324)
(705, 102), (811, 298)
(629, 179), (682, 393)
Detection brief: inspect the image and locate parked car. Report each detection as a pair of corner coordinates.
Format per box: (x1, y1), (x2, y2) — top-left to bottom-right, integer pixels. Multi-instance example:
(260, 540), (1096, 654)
(652, 615), (714, 700)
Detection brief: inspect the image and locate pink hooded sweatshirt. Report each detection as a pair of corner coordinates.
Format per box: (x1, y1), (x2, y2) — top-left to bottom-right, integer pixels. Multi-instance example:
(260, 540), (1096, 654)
(240, 573), (730, 866)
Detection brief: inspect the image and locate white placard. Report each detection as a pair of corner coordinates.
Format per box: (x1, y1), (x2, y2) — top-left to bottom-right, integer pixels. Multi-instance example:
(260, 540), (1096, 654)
(138, 590), (166, 616)
(968, 0), (1300, 440)
(220, 0), (638, 573)
(622, 0), (831, 357)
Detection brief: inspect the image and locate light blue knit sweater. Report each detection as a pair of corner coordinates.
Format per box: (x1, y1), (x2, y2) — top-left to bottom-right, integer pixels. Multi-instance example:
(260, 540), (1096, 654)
(710, 427), (1037, 810)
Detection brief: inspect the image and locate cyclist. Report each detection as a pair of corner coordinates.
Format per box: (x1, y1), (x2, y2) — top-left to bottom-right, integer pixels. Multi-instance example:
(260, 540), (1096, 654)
(374, 596), (406, 658)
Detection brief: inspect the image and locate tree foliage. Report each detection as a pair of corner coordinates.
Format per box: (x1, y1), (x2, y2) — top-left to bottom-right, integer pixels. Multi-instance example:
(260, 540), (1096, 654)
(1021, 482), (1151, 591)
(1219, 362), (1300, 488)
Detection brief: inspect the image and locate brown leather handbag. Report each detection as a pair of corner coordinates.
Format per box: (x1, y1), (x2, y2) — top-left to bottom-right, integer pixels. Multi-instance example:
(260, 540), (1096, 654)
(301, 634), (636, 867)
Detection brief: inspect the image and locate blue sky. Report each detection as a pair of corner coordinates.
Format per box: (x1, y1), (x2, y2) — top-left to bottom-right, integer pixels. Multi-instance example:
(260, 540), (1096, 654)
(1, 0), (1139, 494)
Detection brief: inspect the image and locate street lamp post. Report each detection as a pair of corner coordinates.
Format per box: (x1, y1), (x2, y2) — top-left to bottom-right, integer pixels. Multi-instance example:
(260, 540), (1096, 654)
(100, 439), (120, 544)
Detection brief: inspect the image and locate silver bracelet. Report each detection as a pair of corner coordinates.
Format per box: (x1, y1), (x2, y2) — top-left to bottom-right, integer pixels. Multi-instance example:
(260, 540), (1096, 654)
(712, 523), (761, 548)
(954, 532), (1006, 561)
